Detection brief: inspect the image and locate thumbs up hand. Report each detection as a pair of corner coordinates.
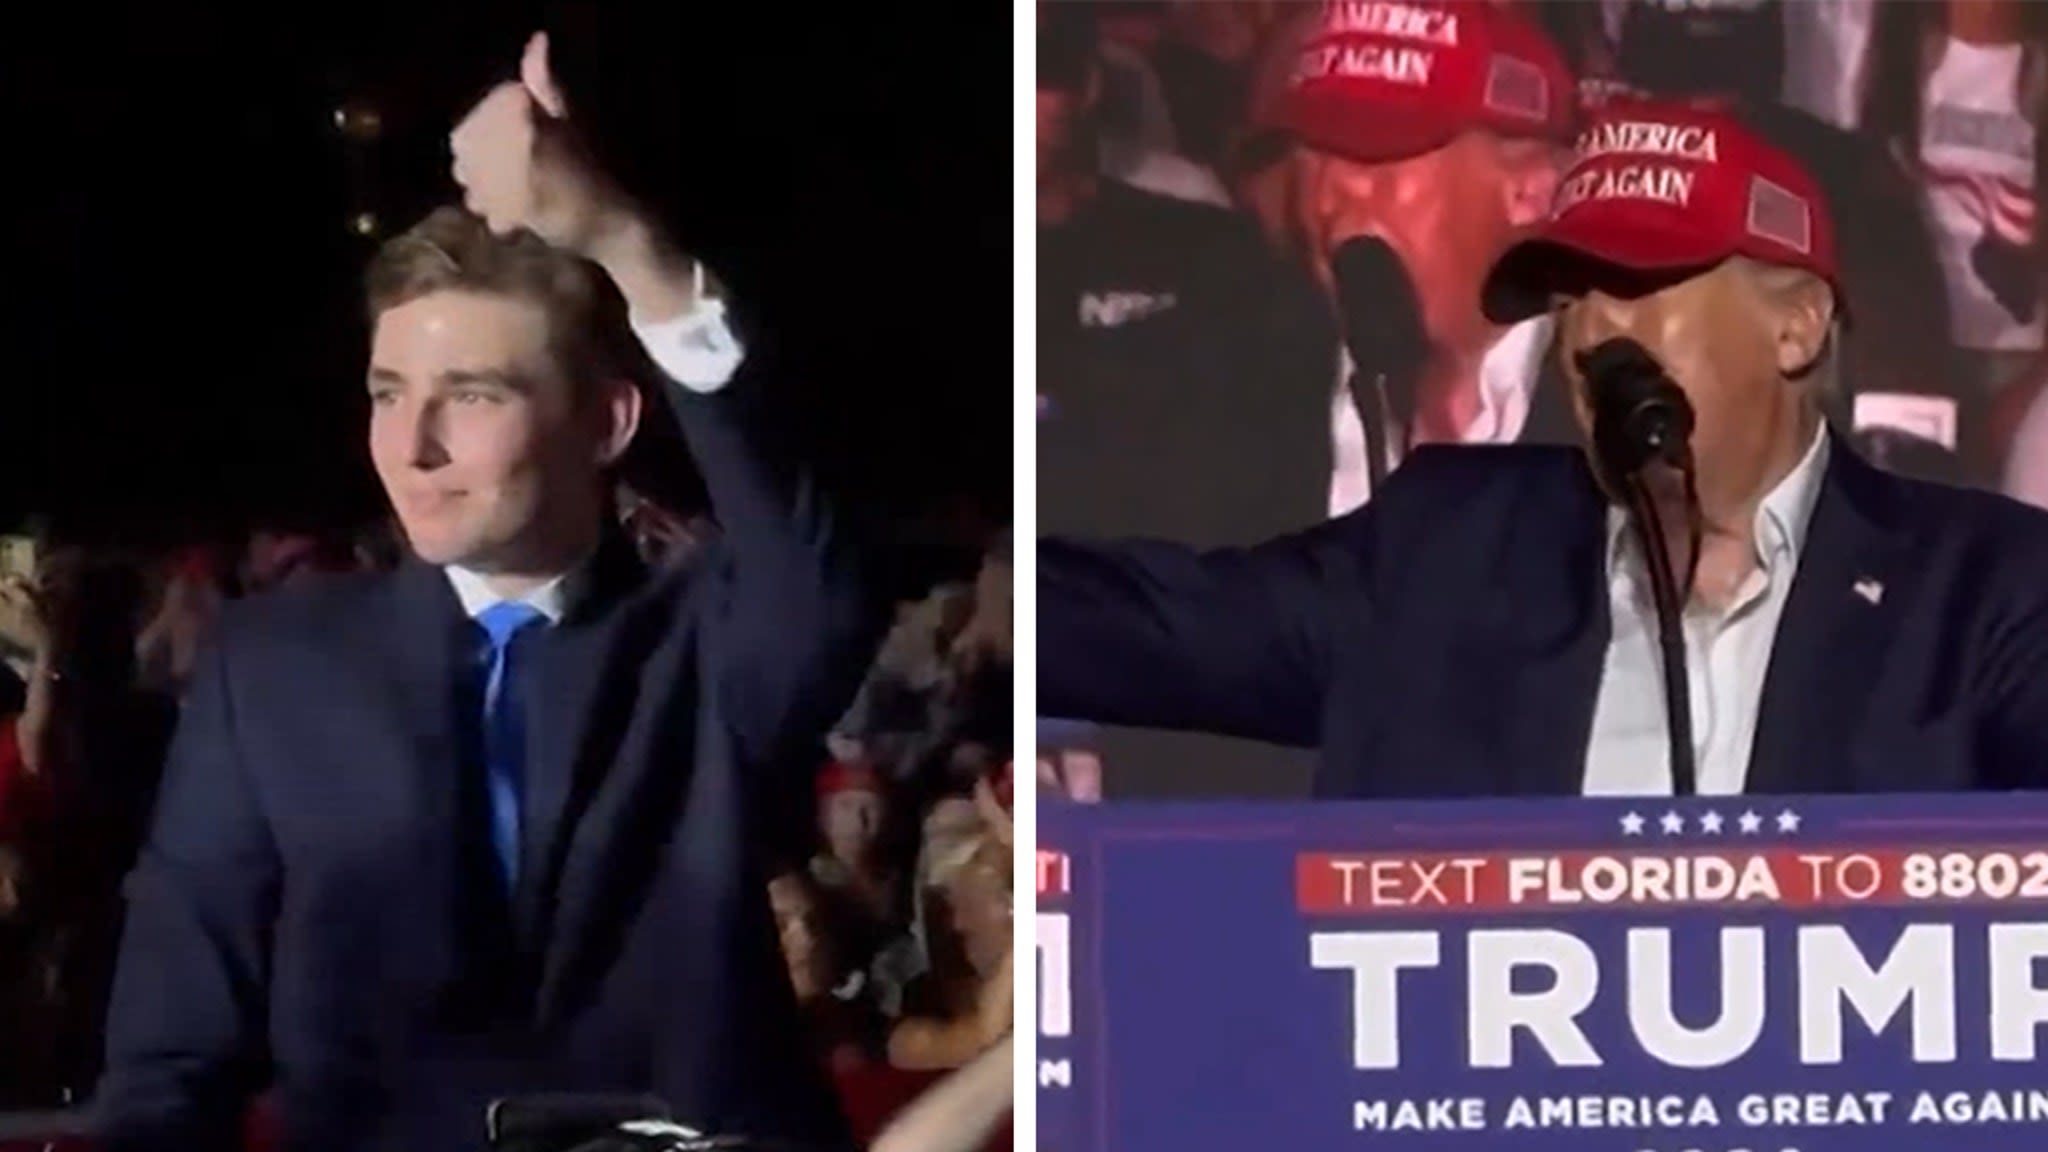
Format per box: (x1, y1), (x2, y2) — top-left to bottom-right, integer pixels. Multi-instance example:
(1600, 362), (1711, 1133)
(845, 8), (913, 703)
(450, 32), (632, 255)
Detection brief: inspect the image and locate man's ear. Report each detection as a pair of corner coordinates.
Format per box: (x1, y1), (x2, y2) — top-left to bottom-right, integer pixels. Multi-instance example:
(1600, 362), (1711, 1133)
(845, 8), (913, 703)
(1499, 143), (1563, 230)
(594, 378), (643, 466)
(1769, 271), (1836, 377)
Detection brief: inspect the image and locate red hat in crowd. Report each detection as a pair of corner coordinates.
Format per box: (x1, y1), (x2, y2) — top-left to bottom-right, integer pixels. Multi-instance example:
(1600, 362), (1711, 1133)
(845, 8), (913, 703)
(817, 758), (882, 799)
(172, 545), (217, 585)
(1482, 98), (1841, 323)
(1282, 1), (1575, 165)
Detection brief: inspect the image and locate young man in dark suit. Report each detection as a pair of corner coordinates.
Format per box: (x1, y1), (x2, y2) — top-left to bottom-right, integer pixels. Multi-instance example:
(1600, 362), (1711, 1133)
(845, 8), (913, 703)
(97, 34), (886, 1152)
(1041, 98), (2048, 798)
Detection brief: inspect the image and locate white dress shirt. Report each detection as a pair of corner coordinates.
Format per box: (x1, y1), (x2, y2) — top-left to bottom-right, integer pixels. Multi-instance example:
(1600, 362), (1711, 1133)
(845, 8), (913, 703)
(444, 294), (747, 612)
(1581, 428), (1831, 796)
(1328, 316), (1553, 517)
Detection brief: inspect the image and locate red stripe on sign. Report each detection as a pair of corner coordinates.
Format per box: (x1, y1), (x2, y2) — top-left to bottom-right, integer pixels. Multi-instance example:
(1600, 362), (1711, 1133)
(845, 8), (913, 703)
(1037, 850), (1071, 897)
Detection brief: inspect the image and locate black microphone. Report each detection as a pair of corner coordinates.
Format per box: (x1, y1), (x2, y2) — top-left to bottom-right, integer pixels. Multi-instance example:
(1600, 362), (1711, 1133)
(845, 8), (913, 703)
(1331, 237), (1428, 488)
(1577, 337), (1695, 483)
(1574, 338), (1702, 798)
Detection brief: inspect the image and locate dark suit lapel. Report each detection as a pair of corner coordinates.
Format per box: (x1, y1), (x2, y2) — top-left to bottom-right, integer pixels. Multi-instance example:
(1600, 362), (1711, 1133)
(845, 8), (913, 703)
(514, 530), (650, 950)
(530, 554), (705, 1022)
(1748, 437), (1915, 793)
(382, 559), (485, 867)
(1494, 455), (1611, 796)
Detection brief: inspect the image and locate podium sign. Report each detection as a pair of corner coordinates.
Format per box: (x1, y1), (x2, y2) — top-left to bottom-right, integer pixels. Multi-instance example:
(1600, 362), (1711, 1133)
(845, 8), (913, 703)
(1036, 795), (2048, 1152)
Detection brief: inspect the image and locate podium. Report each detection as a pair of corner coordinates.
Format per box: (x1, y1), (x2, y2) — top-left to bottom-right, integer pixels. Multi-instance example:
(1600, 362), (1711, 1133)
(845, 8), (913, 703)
(1038, 794), (2048, 1151)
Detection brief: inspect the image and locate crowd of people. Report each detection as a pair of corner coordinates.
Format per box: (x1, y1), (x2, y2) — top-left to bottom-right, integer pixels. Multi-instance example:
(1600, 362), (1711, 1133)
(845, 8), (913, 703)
(1038, 0), (2046, 798)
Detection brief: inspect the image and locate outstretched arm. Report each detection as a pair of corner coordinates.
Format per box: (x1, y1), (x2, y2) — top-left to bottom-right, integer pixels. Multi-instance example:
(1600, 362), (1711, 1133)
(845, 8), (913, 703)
(1040, 507), (1377, 747)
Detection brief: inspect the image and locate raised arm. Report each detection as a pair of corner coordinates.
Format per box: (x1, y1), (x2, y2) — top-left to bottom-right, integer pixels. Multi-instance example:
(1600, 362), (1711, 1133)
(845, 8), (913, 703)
(451, 31), (882, 761)
(97, 629), (279, 1152)
(607, 241), (878, 761)
(1039, 508), (1376, 748)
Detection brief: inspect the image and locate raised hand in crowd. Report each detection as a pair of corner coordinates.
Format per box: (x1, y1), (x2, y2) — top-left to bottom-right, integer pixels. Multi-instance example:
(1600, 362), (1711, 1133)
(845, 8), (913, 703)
(965, 778), (1014, 1044)
(1038, 746), (1103, 804)
(887, 785), (1012, 1071)
(133, 556), (220, 694)
(945, 546), (1012, 678)
(0, 575), (53, 778)
(971, 768), (1011, 851)
(0, 573), (45, 666)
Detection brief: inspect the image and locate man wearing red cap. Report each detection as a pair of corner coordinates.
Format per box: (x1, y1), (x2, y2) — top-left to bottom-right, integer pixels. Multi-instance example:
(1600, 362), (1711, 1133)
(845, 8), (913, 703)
(811, 758), (898, 934)
(1040, 97), (2048, 796)
(1277, 1), (1583, 516)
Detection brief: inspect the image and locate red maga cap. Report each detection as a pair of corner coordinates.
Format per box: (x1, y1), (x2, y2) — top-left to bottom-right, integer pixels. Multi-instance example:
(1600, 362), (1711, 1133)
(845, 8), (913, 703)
(817, 758), (882, 799)
(1482, 98), (1841, 322)
(1282, 1), (1574, 165)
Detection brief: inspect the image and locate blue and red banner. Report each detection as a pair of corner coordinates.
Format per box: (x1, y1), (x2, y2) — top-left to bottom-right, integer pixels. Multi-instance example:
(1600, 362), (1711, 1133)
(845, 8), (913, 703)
(1037, 794), (2048, 1152)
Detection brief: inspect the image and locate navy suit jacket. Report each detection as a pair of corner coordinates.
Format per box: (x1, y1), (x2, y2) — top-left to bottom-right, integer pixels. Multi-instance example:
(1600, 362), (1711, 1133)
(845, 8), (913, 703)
(96, 362), (886, 1152)
(1041, 439), (2048, 797)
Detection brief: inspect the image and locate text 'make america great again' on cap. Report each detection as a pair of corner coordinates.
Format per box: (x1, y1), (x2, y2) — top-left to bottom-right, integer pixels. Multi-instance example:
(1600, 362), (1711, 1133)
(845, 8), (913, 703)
(1553, 119), (1720, 215)
(1293, 2), (1461, 89)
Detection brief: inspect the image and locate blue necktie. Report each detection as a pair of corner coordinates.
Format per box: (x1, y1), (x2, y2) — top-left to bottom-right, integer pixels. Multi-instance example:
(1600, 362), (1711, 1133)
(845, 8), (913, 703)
(476, 601), (545, 891)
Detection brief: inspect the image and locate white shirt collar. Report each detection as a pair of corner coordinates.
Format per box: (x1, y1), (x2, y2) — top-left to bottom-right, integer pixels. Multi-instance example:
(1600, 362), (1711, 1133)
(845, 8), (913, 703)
(1472, 316), (1552, 441)
(1607, 424), (1832, 578)
(444, 563), (577, 623)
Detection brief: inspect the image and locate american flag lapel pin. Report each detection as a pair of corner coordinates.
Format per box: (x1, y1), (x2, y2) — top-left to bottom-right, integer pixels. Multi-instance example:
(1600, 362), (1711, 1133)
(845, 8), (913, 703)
(1853, 578), (1884, 605)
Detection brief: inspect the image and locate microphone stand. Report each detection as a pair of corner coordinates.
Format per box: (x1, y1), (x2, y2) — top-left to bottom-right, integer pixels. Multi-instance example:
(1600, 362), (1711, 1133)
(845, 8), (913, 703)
(1620, 455), (1703, 797)
(1351, 365), (1419, 493)
(1352, 367), (1393, 491)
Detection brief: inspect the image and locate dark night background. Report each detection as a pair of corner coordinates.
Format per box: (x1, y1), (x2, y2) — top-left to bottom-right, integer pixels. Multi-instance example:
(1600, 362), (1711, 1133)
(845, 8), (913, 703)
(1, 1), (1013, 549)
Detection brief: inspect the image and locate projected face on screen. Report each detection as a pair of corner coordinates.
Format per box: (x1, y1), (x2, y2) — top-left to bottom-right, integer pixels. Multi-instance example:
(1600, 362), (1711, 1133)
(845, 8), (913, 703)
(1296, 134), (1560, 351)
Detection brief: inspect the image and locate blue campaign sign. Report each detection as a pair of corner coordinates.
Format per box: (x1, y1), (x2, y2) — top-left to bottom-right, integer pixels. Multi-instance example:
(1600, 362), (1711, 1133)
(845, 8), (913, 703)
(1035, 821), (1090, 1152)
(1036, 794), (2048, 1152)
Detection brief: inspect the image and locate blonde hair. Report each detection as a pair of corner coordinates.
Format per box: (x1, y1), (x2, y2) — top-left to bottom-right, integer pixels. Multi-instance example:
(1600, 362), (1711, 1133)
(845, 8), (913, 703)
(364, 206), (645, 388)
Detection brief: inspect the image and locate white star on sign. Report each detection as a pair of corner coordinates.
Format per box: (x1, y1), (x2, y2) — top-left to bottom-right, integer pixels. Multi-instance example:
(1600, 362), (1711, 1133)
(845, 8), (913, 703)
(1620, 812), (1646, 835)
(1698, 811), (1725, 834)
(1776, 809), (1802, 833)
(1738, 810), (1764, 834)
(1660, 811), (1685, 835)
